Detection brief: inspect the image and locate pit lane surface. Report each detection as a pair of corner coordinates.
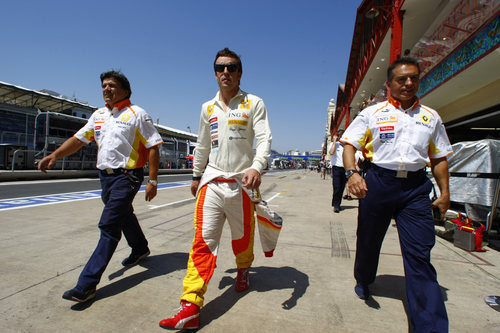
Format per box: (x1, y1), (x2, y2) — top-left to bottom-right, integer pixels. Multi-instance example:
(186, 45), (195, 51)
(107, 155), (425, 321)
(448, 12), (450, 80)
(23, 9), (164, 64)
(0, 169), (498, 332)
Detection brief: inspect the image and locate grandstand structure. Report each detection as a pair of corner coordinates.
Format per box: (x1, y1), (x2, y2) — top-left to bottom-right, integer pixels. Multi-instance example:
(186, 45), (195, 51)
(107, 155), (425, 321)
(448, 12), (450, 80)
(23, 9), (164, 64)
(330, 0), (499, 143)
(0, 81), (197, 170)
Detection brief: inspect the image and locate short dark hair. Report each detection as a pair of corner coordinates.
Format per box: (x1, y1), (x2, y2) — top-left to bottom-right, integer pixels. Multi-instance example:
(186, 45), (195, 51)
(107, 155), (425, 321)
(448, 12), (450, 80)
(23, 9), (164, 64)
(100, 70), (132, 98)
(387, 57), (420, 81)
(213, 48), (242, 73)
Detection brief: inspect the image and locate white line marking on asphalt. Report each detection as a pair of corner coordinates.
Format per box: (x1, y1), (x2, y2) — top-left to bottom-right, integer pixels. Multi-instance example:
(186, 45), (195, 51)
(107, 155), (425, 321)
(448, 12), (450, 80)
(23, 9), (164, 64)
(148, 197), (195, 210)
(266, 193), (281, 202)
(0, 182), (190, 211)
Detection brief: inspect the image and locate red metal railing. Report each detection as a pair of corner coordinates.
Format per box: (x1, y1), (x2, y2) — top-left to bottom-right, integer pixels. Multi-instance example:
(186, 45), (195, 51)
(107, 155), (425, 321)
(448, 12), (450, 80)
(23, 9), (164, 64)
(412, 0), (500, 76)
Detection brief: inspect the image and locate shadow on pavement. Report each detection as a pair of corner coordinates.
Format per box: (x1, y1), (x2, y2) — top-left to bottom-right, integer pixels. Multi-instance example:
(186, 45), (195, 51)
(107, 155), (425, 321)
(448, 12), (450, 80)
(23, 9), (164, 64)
(71, 252), (188, 311)
(196, 266), (309, 330)
(371, 274), (449, 302)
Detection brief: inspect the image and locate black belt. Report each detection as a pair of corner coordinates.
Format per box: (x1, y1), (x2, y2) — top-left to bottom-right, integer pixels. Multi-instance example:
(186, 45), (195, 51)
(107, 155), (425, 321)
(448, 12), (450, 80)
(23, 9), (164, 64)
(369, 163), (425, 179)
(102, 167), (141, 175)
(103, 168), (127, 175)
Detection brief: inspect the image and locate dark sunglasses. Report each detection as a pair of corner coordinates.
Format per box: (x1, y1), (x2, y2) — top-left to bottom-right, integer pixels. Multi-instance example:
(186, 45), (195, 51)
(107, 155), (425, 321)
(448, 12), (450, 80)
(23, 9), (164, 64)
(214, 63), (240, 73)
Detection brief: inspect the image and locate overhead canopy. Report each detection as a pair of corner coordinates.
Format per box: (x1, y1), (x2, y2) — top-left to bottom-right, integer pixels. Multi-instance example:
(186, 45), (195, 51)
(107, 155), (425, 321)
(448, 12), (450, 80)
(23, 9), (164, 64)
(0, 81), (96, 113)
(0, 81), (199, 142)
(334, 0), (500, 142)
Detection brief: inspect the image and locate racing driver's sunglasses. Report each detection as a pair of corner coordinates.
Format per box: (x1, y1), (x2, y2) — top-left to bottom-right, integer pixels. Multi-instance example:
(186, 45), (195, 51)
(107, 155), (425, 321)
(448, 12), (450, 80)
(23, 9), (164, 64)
(214, 63), (241, 73)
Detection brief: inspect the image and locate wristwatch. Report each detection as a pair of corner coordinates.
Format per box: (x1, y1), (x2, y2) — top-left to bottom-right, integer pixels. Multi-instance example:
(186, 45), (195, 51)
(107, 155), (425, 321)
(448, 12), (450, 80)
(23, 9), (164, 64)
(345, 169), (359, 179)
(148, 179), (158, 186)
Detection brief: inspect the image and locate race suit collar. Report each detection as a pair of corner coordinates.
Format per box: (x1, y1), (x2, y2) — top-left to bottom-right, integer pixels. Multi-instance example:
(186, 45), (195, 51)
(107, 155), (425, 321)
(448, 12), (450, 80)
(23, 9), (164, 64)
(215, 89), (245, 102)
(105, 98), (131, 111)
(388, 95), (420, 111)
(214, 89), (246, 108)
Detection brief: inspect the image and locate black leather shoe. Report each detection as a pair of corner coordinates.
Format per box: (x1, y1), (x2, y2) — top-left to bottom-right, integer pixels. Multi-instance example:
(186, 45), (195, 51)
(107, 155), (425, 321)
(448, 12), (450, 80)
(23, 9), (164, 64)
(334, 207), (340, 213)
(354, 283), (369, 300)
(62, 287), (96, 303)
(122, 249), (150, 266)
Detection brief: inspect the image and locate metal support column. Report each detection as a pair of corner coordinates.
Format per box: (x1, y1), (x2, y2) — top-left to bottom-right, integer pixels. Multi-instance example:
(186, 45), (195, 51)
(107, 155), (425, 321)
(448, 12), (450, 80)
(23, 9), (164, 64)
(390, 6), (404, 63)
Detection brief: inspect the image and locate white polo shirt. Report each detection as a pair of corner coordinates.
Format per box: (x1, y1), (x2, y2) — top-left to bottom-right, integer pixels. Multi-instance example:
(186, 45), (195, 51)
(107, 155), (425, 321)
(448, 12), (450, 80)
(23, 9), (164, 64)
(75, 99), (163, 170)
(193, 89), (272, 177)
(340, 97), (453, 171)
(329, 141), (344, 167)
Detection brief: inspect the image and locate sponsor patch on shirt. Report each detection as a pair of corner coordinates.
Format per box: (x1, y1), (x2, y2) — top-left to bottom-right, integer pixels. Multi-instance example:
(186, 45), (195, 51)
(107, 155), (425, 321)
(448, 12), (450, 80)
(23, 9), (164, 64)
(211, 134), (218, 140)
(209, 117), (217, 124)
(240, 99), (251, 109)
(376, 115), (398, 124)
(95, 126), (101, 130)
(228, 119), (248, 126)
(211, 139), (218, 148)
(207, 105), (215, 115)
(380, 132), (395, 139)
(420, 114), (430, 124)
(380, 126), (394, 131)
(416, 120), (432, 129)
(228, 112), (246, 118)
(229, 126), (245, 133)
(210, 123), (218, 130)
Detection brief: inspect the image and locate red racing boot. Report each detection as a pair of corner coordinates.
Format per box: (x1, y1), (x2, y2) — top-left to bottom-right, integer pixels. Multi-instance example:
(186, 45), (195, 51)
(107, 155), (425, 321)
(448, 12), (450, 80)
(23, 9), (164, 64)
(235, 268), (250, 292)
(159, 301), (200, 330)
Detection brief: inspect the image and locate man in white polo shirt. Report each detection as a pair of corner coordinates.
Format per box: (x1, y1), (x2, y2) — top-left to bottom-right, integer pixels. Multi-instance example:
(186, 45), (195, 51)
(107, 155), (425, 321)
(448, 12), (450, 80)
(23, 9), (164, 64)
(38, 70), (163, 303)
(341, 57), (452, 333)
(328, 129), (346, 213)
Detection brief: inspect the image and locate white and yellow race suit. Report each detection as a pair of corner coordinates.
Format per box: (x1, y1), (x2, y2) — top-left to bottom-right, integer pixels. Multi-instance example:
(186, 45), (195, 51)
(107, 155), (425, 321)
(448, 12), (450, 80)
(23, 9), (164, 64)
(182, 89), (273, 307)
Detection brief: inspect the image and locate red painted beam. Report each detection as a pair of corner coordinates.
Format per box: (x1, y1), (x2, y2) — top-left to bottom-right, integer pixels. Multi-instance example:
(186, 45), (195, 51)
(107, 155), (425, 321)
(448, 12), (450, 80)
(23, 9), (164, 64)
(390, 7), (404, 63)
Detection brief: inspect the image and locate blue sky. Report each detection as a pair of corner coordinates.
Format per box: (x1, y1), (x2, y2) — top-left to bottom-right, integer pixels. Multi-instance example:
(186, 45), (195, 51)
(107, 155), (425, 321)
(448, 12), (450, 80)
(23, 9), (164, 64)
(1, 0), (360, 153)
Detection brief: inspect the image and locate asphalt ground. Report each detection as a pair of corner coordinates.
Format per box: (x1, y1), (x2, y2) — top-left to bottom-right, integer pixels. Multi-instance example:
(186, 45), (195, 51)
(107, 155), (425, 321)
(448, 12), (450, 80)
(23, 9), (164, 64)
(0, 169), (499, 332)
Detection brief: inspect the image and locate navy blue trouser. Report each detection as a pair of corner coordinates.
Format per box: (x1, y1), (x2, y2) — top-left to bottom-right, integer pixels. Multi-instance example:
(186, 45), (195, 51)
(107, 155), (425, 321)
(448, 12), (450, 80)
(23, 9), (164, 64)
(354, 165), (448, 333)
(77, 168), (148, 291)
(331, 166), (346, 208)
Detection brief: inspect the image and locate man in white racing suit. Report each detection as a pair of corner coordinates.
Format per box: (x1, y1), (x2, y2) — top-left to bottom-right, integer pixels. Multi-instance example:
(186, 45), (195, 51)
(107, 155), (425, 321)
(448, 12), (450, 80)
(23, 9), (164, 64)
(159, 48), (273, 330)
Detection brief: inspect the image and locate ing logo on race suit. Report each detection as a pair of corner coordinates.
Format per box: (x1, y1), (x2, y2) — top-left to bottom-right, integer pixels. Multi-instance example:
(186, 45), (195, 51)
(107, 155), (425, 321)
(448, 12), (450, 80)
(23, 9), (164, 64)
(240, 99), (251, 109)
(376, 115), (398, 125)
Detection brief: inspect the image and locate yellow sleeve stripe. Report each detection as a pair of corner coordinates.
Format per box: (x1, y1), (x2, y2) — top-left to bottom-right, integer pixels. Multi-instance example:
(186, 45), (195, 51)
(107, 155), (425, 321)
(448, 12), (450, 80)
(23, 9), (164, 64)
(360, 128), (374, 162)
(126, 128), (149, 169)
(82, 129), (94, 141)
